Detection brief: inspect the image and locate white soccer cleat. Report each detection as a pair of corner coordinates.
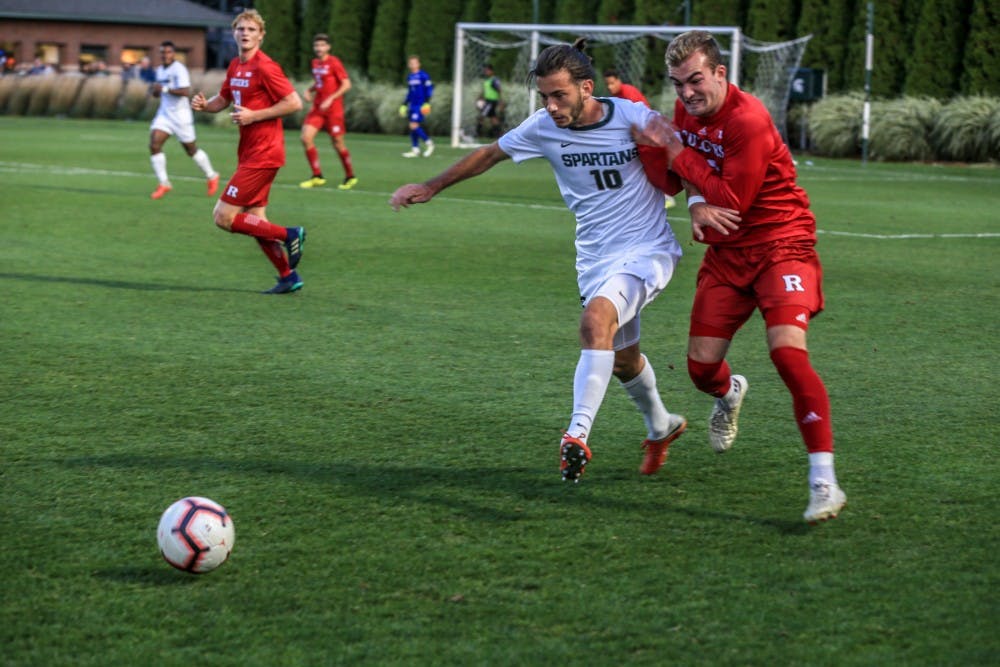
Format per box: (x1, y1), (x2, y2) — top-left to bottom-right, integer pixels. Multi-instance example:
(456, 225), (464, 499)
(422, 141), (435, 157)
(402, 147), (421, 158)
(804, 479), (847, 524)
(708, 374), (748, 453)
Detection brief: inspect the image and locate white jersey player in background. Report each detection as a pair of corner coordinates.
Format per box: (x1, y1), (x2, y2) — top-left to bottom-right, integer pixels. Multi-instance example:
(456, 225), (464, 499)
(147, 40), (219, 200)
(390, 39), (686, 483)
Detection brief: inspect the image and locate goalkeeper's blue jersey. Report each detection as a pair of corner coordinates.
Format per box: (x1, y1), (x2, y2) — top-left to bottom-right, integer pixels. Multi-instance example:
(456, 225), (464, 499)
(406, 69), (433, 105)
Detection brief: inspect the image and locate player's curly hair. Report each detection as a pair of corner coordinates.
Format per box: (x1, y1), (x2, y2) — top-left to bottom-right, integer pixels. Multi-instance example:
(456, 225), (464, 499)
(530, 37), (595, 84)
(665, 30), (724, 70)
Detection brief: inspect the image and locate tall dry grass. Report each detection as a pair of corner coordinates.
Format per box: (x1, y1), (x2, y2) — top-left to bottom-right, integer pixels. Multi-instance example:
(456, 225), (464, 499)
(869, 97), (942, 162)
(931, 96), (1000, 162)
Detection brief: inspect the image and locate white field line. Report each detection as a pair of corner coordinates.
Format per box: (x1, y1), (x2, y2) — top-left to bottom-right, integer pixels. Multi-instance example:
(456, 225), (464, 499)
(2, 161), (998, 240)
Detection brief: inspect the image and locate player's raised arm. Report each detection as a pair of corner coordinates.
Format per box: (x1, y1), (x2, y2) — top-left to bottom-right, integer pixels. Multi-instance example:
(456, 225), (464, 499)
(390, 142), (509, 211)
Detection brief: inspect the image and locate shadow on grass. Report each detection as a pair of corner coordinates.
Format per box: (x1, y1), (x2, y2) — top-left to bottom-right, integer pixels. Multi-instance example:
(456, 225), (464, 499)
(0, 272), (253, 294)
(63, 453), (807, 535)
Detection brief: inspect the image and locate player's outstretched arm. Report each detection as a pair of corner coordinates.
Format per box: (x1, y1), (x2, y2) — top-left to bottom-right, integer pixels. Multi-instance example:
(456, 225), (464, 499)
(390, 143), (509, 211)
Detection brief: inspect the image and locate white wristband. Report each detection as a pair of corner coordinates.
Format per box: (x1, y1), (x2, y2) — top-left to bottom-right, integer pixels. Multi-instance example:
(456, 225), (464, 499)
(687, 195), (706, 208)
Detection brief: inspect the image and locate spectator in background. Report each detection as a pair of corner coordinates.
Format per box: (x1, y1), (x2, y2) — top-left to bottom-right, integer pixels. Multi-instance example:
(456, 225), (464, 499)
(138, 56), (156, 84)
(28, 58), (54, 76)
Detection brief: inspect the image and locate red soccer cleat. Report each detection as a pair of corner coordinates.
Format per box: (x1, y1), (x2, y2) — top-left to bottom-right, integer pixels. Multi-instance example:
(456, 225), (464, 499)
(207, 174), (220, 196)
(639, 415), (687, 475)
(560, 434), (592, 483)
(150, 184), (172, 200)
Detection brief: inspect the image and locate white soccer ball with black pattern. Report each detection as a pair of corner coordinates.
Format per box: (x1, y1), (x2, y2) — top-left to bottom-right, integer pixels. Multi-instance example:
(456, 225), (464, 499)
(157, 496), (235, 574)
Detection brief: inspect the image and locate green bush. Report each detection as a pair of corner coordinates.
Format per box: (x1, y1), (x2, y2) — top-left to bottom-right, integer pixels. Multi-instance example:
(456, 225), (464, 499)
(808, 93), (863, 157)
(931, 95), (1000, 162)
(869, 97), (942, 162)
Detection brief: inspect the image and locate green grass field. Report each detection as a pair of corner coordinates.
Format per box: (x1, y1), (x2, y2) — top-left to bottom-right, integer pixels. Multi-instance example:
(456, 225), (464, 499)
(1, 116), (997, 665)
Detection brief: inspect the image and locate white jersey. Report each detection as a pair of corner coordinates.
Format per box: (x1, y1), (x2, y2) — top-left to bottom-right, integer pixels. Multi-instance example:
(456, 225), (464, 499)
(498, 97), (681, 297)
(153, 60), (194, 126)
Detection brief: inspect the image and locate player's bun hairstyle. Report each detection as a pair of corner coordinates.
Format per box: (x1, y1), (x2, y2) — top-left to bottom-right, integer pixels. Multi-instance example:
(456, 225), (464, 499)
(313, 33), (330, 44)
(666, 30), (724, 71)
(530, 37), (595, 85)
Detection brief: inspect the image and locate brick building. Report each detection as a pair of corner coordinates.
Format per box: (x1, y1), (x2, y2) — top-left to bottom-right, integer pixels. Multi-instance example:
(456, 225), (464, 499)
(0, 0), (233, 75)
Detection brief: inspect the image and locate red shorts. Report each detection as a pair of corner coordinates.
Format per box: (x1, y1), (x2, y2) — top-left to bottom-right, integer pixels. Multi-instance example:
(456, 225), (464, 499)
(304, 109), (346, 136)
(219, 166), (279, 209)
(690, 238), (825, 339)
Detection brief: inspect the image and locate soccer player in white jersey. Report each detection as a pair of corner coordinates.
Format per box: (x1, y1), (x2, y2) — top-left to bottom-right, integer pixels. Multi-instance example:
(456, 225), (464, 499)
(148, 41), (219, 200)
(391, 39), (686, 483)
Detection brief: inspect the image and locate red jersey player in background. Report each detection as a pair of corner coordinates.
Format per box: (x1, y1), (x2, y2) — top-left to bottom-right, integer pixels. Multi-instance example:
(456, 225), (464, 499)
(634, 30), (846, 524)
(191, 9), (306, 295)
(299, 33), (357, 190)
(603, 67), (649, 107)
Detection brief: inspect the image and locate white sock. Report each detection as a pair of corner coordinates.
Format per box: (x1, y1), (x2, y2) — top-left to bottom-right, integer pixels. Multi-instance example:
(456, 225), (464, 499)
(150, 152), (169, 185)
(565, 349), (615, 441)
(808, 452), (837, 487)
(191, 149), (216, 178)
(620, 354), (673, 440)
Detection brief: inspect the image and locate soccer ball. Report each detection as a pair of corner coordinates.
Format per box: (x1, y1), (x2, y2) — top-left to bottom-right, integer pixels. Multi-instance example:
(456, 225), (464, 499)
(157, 496), (235, 574)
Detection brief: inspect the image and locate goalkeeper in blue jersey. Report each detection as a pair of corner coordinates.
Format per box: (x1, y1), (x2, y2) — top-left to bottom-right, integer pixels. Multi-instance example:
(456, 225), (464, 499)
(401, 55), (435, 158)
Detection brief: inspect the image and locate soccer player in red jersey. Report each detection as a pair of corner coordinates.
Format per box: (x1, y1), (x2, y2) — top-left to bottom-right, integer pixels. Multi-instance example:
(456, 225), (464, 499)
(634, 30), (846, 523)
(299, 33), (357, 190)
(603, 67), (649, 107)
(191, 9), (306, 294)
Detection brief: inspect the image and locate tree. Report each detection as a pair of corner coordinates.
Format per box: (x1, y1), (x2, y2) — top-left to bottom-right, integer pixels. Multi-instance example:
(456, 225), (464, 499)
(690, 0), (747, 27)
(368, 0), (410, 82)
(299, 0), (333, 77)
(253, 0), (299, 80)
(328, 0), (378, 72)
(961, 0), (1000, 94)
(797, 0), (853, 92)
(597, 0), (636, 24)
(904, 0), (973, 97)
(745, 0), (799, 41)
(844, 0), (909, 96)
(404, 0), (464, 86)
(553, 0), (601, 24)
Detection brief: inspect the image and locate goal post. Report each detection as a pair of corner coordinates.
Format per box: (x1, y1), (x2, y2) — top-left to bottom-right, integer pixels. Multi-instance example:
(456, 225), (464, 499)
(452, 23), (810, 147)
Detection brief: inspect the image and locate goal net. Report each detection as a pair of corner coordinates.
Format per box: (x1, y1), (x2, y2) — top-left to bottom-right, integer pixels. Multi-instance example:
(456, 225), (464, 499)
(451, 23), (810, 147)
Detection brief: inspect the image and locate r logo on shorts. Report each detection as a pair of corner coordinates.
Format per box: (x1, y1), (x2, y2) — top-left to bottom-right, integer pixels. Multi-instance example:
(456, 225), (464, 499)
(226, 185), (239, 198)
(782, 274), (805, 292)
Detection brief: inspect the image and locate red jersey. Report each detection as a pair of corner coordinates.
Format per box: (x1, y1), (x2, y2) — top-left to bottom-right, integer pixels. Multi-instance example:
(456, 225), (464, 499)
(615, 83), (649, 107)
(310, 54), (349, 115)
(642, 84), (814, 247)
(220, 50), (295, 168)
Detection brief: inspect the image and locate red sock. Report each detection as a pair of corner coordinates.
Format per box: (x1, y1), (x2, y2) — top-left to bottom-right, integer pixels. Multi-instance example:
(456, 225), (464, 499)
(256, 238), (291, 277)
(337, 148), (354, 179)
(306, 146), (321, 176)
(230, 213), (287, 241)
(770, 346), (833, 453)
(687, 357), (732, 397)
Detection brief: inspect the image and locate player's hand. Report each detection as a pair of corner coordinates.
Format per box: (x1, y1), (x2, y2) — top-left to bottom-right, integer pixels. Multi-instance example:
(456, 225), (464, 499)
(389, 184), (434, 211)
(631, 114), (684, 164)
(320, 98), (333, 112)
(420, 103), (431, 116)
(230, 104), (255, 126)
(190, 91), (206, 111)
(303, 88), (313, 102)
(689, 202), (741, 241)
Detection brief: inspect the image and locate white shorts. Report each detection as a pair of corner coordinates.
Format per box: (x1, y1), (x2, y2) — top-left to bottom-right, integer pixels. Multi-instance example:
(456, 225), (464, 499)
(581, 250), (680, 351)
(151, 111), (197, 144)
